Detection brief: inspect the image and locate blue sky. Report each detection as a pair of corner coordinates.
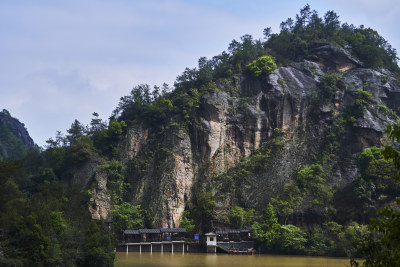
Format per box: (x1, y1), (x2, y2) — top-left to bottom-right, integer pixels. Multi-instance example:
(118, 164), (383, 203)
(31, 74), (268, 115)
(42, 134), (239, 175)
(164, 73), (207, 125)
(1, 0), (399, 147)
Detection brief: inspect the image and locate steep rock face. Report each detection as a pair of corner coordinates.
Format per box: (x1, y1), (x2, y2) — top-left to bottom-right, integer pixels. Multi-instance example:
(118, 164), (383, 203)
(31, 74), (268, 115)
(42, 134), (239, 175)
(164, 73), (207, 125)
(194, 63), (319, 180)
(198, 90), (265, 176)
(122, 129), (194, 228)
(70, 157), (112, 221)
(88, 43), (400, 227)
(341, 68), (397, 147)
(117, 64), (319, 225)
(165, 133), (194, 227)
(312, 43), (363, 72)
(208, 65), (318, 212)
(72, 157), (102, 186)
(230, 63), (399, 209)
(118, 125), (148, 163)
(0, 109), (35, 159)
(89, 168), (111, 221)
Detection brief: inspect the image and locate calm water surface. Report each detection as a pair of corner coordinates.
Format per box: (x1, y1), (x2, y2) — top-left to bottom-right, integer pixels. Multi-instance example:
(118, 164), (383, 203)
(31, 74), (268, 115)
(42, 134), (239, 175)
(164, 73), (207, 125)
(115, 252), (352, 267)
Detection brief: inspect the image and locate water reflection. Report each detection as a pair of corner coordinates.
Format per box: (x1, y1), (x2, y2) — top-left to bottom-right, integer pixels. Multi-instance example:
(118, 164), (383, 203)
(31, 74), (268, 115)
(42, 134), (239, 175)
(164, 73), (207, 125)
(115, 252), (351, 267)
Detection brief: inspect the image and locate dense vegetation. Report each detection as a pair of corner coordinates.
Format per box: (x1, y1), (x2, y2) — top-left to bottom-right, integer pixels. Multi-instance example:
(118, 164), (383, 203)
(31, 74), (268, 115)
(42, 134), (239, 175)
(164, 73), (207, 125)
(1, 4), (400, 266)
(265, 4), (399, 73)
(0, 157), (115, 266)
(108, 4), (398, 134)
(0, 117), (120, 266)
(350, 123), (400, 266)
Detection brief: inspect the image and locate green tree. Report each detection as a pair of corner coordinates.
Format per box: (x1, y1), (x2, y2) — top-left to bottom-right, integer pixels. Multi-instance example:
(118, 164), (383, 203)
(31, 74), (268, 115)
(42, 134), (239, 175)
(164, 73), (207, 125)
(194, 192), (216, 232)
(88, 112), (107, 136)
(271, 181), (303, 224)
(83, 220), (115, 267)
(323, 10), (340, 36)
(339, 223), (369, 257)
(358, 146), (383, 176)
(353, 146), (399, 222)
(246, 55), (277, 77)
(66, 119), (86, 145)
(296, 164), (332, 207)
(107, 120), (127, 142)
(316, 72), (342, 104)
(277, 224), (307, 253)
(112, 84), (153, 121)
(179, 210), (195, 233)
(5, 214), (50, 266)
(110, 202), (144, 236)
(95, 120), (127, 155)
(0, 159), (26, 226)
(230, 206), (254, 229)
(265, 6), (399, 74)
(67, 136), (94, 166)
(252, 203), (280, 249)
(228, 34), (264, 72)
(352, 122), (400, 266)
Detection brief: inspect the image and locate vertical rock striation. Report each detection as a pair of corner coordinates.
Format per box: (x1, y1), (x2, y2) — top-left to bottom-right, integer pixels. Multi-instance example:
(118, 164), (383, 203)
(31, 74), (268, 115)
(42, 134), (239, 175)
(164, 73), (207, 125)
(88, 43), (400, 227)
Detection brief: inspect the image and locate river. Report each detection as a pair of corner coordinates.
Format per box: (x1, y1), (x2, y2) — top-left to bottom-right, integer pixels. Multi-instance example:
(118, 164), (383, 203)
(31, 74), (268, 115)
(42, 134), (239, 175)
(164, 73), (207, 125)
(115, 252), (352, 267)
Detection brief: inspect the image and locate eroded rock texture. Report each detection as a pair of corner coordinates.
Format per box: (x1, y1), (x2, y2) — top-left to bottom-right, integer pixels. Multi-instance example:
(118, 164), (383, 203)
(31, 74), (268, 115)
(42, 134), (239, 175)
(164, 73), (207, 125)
(87, 43), (400, 227)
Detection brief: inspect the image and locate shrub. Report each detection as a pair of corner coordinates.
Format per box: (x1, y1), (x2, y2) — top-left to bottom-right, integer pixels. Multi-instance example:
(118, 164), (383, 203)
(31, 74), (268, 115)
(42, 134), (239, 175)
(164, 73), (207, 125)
(230, 206), (255, 228)
(246, 55), (277, 77)
(316, 72), (342, 104)
(179, 210), (195, 233)
(378, 104), (398, 119)
(110, 203), (144, 236)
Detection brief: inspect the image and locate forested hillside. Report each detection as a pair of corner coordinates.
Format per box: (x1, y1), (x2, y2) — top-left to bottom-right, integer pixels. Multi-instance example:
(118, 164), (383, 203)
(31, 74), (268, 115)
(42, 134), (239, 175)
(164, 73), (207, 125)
(1, 5), (400, 266)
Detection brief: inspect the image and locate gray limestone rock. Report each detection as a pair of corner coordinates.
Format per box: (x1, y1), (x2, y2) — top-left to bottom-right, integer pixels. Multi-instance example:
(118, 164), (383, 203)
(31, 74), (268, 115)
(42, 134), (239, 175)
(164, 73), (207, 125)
(85, 43), (400, 227)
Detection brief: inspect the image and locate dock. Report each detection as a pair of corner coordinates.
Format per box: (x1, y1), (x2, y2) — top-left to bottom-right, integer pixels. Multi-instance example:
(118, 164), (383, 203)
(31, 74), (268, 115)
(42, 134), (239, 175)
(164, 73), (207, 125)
(117, 228), (204, 253)
(120, 241), (187, 253)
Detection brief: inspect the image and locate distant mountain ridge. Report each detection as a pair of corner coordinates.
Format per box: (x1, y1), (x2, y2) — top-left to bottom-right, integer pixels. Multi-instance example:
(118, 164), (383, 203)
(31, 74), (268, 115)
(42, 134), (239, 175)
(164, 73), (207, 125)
(0, 109), (35, 159)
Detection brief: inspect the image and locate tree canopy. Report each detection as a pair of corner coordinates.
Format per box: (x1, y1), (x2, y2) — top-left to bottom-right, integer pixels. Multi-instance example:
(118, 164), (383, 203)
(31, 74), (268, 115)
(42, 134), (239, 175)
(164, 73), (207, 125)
(351, 123), (400, 266)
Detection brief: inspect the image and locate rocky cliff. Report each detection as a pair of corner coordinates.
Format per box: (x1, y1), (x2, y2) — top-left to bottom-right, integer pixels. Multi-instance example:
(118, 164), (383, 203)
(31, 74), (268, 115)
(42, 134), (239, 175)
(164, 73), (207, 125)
(87, 42), (400, 228)
(0, 109), (35, 159)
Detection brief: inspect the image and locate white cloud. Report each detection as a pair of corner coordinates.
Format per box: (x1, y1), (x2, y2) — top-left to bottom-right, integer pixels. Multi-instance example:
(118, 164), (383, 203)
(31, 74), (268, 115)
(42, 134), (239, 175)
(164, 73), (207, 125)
(0, 0), (399, 146)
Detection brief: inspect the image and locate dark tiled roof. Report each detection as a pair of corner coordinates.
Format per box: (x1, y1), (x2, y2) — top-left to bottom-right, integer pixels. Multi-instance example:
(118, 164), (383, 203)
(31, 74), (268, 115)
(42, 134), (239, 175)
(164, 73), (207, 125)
(160, 228), (186, 233)
(216, 229), (243, 234)
(124, 230), (139, 235)
(240, 229), (253, 233)
(139, 229), (161, 234)
(124, 228), (187, 234)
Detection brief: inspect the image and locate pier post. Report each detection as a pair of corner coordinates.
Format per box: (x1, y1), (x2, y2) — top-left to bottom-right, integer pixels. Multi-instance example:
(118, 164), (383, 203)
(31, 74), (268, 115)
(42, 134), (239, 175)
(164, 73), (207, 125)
(183, 243), (184, 253)
(126, 245), (128, 253)
(151, 244), (153, 253)
(161, 243), (163, 253)
(139, 244), (141, 253)
(172, 243), (174, 253)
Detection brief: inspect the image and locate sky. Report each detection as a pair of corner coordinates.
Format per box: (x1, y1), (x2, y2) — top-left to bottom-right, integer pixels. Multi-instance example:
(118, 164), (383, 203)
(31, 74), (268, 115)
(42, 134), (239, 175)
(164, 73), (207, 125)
(1, 0), (399, 147)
